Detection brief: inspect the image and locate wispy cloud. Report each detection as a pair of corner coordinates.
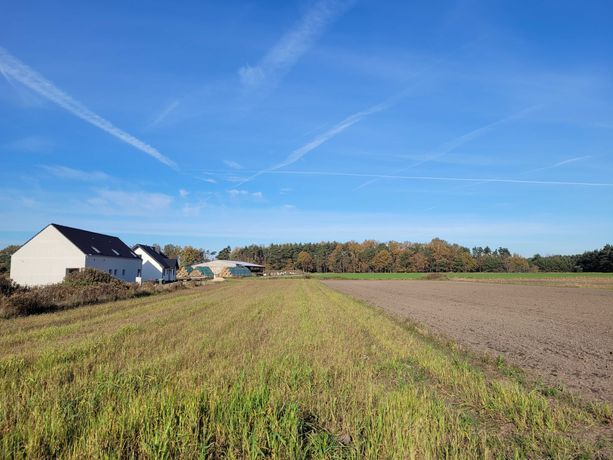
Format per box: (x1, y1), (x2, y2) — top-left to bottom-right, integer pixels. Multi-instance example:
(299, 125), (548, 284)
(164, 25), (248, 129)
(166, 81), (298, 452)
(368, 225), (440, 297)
(223, 159), (243, 169)
(41, 165), (110, 182)
(179, 189), (189, 198)
(356, 105), (541, 190)
(0, 46), (176, 168)
(238, 101), (387, 185)
(228, 189), (264, 199)
(88, 189), (174, 214)
(4, 136), (53, 153)
(148, 99), (180, 128)
(239, 0), (351, 89)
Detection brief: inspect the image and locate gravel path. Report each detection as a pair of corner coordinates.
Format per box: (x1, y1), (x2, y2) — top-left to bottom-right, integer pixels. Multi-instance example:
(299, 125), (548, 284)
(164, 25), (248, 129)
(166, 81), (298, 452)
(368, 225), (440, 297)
(324, 280), (613, 402)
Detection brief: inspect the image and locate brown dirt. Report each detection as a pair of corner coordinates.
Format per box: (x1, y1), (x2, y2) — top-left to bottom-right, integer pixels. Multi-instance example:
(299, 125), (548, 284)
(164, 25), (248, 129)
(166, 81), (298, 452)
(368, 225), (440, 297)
(453, 277), (613, 290)
(324, 280), (613, 403)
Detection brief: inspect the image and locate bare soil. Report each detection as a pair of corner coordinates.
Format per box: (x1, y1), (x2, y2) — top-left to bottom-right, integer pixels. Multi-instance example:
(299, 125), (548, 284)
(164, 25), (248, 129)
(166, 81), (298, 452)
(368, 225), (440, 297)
(324, 280), (613, 403)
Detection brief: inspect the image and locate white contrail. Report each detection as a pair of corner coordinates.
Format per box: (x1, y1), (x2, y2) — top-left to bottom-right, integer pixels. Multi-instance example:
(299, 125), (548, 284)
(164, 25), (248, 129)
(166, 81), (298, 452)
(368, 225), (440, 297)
(269, 170), (613, 186)
(148, 99), (180, 129)
(236, 101), (387, 186)
(517, 155), (592, 176)
(552, 155), (591, 167)
(239, 0), (351, 89)
(236, 35), (490, 187)
(355, 105), (541, 190)
(200, 168), (612, 187)
(0, 46), (176, 168)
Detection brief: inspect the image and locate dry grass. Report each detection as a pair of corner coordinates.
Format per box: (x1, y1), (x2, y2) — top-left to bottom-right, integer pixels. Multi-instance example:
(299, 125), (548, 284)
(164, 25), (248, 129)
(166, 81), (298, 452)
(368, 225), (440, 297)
(0, 279), (610, 458)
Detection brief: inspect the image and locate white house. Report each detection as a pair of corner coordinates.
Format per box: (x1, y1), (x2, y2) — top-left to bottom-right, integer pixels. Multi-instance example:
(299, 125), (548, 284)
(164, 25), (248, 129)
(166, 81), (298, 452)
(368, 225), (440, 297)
(10, 223), (142, 286)
(132, 244), (178, 282)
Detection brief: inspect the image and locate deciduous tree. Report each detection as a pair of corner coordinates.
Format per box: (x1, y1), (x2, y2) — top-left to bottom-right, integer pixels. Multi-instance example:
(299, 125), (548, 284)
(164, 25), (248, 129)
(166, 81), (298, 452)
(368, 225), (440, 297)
(296, 251), (314, 272)
(179, 246), (205, 268)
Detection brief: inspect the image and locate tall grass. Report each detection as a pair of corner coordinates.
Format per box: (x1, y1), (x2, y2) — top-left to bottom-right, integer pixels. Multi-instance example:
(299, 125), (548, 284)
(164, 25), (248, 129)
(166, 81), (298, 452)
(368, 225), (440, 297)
(0, 279), (610, 458)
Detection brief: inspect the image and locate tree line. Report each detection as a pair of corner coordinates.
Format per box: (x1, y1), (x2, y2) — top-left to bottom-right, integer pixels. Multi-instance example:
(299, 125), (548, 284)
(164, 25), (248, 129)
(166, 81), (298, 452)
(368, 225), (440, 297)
(1, 240), (611, 275)
(224, 240), (613, 273)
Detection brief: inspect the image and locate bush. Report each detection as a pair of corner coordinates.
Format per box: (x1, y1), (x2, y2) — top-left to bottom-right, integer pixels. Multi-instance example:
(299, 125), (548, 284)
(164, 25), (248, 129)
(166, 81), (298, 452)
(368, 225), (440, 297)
(63, 268), (118, 286)
(0, 276), (19, 297)
(2, 289), (56, 316)
(0, 274), (196, 318)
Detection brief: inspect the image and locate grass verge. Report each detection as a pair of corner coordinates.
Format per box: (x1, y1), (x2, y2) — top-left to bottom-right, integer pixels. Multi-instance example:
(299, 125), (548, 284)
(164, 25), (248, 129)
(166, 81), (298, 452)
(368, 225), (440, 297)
(0, 279), (610, 458)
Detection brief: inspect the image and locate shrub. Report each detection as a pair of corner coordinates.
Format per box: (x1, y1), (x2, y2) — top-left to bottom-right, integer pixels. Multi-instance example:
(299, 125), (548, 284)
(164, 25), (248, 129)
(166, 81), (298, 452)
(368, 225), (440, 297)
(1, 289), (56, 316)
(0, 276), (19, 297)
(63, 268), (118, 286)
(0, 274), (194, 318)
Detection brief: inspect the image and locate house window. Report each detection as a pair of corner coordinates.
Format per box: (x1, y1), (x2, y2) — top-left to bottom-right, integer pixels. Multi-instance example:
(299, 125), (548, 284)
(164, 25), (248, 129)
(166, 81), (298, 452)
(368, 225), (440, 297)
(137, 269), (141, 277)
(113, 269), (117, 275)
(108, 269), (112, 274)
(122, 269), (126, 276)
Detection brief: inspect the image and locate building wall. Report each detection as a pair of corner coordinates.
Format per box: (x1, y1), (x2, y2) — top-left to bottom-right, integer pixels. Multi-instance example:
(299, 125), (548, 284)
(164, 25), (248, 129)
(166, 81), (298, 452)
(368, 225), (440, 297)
(133, 247), (176, 282)
(134, 247), (163, 280)
(142, 258), (163, 281)
(160, 267), (176, 282)
(10, 225), (86, 286)
(85, 256), (142, 283)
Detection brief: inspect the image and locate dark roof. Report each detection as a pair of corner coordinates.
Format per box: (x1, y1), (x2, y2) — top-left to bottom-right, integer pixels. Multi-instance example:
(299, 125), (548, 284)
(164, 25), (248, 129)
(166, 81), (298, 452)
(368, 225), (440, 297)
(51, 223), (139, 259)
(133, 244), (179, 269)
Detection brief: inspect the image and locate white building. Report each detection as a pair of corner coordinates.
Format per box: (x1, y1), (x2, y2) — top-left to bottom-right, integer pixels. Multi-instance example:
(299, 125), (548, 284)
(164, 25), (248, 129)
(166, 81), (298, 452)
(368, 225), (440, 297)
(133, 244), (178, 282)
(192, 259), (265, 277)
(10, 223), (142, 286)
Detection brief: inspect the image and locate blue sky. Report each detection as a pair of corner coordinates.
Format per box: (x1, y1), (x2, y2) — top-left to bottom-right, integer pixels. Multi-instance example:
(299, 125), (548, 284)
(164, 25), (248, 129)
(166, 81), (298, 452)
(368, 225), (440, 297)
(1, 0), (612, 256)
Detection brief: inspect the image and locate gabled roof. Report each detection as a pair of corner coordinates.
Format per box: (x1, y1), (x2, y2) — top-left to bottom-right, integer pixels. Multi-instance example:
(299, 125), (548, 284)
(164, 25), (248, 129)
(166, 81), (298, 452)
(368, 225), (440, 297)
(133, 244), (179, 269)
(51, 223), (139, 259)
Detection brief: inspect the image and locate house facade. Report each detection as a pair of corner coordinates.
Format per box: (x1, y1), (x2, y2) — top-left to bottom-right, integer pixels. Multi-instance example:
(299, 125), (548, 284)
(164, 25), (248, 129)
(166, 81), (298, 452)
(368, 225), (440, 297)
(133, 244), (178, 282)
(10, 224), (142, 286)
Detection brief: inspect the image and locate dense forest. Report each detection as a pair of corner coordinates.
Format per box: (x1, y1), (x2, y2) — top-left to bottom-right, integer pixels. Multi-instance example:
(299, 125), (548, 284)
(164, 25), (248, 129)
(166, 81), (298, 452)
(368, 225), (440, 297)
(225, 240), (613, 273)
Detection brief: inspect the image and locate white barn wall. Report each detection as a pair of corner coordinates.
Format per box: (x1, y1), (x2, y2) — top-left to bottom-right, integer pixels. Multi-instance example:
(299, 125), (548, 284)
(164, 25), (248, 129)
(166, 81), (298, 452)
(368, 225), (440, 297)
(141, 259), (163, 281)
(85, 256), (142, 283)
(133, 246), (176, 282)
(133, 247), (164, 281)
(10, 226), (86, 286)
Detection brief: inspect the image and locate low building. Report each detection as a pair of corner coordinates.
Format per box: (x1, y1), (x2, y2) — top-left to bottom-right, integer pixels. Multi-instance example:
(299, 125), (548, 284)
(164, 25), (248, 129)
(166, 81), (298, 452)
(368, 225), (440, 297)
(10, 223), (142, 286)
(133, 244), (178, 282)
(192, 259), (265, 278)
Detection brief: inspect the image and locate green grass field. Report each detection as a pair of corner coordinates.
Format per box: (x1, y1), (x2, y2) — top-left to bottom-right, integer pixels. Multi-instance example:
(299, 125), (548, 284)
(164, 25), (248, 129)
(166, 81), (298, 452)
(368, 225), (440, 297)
(1, 279), (610, 458)
(311, 272), (613, 280)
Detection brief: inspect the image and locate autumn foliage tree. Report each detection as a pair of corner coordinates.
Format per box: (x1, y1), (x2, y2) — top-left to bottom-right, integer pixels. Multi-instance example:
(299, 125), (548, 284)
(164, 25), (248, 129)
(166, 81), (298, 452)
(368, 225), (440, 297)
(178, 246), (205, 268)
(371, 249), (392, 272)
(296, 251), (314, 272)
